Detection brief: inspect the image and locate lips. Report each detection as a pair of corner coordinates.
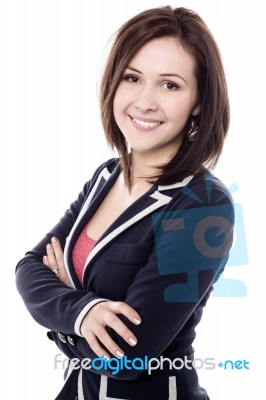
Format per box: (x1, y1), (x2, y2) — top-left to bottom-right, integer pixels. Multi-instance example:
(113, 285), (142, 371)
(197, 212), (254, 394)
(129, 115), (163, 130)
(133, 118), (161, 128)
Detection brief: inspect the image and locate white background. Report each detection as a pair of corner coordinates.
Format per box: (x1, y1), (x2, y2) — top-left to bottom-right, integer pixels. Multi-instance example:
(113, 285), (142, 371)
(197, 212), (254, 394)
(1, 0), (263, 398)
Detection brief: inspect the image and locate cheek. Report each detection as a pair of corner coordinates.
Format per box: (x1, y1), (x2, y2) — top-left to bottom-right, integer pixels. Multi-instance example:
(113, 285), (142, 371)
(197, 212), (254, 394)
(113, 103), (122, 127)
(113, 85), (132, 114)
(166, 97), (196, 123)
(113, 96), (124, 127)
(113, 88), (132, 131)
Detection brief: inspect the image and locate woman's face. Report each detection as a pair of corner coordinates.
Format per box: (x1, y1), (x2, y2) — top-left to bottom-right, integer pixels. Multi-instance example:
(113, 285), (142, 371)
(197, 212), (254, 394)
(113, 37), (200, 159)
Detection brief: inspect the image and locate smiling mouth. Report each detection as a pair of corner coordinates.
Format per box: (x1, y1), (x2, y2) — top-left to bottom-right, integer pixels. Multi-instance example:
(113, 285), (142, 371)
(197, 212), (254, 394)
(130, 116), (162, 129)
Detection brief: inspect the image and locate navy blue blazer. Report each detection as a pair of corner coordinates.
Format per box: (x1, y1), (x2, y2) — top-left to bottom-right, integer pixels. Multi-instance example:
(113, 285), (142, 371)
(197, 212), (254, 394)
(16, 158), (234, 400)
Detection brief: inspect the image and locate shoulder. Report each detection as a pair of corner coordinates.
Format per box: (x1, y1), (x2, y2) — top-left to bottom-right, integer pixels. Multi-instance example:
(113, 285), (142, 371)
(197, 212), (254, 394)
(82, 157), (119, 191)
(70, 158), (119, 211)
(187, 172), (232, 204)
(155, 172), (235, 251)
(90, 157), (119, 180)
(161, 171), (234, 212)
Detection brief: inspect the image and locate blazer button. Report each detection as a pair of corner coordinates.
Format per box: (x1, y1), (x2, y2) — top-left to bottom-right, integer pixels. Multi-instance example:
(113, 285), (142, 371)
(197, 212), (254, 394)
(58, 332), (67, 343)
(47, 331), (54, 341)
(67, 335), (76, 346)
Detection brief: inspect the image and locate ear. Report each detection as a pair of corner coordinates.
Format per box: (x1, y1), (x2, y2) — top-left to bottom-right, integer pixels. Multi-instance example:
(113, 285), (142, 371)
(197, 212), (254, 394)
(192, 104), (201, 116)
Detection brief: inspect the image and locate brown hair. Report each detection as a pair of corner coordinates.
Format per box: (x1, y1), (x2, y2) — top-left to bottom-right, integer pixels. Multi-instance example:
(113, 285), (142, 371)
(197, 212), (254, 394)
(100, 6), (230, 188)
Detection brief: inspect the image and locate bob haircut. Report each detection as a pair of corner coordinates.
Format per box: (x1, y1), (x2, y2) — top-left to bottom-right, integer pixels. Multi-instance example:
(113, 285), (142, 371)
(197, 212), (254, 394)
(100, 6), (230, 188)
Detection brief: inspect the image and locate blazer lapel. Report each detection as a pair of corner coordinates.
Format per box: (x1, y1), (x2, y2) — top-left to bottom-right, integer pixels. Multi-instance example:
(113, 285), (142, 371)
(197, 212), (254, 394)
(64, 165), (119, 287)
(64, 161), (194, 288)
(81, 188), (173, 279)
(81, 176), (194, 285)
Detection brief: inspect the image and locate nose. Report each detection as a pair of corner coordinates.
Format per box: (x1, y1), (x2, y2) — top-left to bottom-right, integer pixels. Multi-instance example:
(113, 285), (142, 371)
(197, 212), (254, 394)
(134, 86), (158, 113)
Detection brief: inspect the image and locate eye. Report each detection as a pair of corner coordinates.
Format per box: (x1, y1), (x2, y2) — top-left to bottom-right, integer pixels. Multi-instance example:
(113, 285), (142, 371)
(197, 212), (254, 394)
(122, 75), (140, 84)
(162, 81), (180, 91)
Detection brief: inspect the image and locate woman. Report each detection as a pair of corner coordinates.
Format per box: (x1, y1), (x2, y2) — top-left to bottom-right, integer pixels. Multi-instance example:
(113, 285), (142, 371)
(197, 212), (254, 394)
(16, 6), (234, 400)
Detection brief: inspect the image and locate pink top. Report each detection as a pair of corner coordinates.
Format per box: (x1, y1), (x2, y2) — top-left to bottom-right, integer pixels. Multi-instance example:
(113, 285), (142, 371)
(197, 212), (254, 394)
(72, 224), (96, 285)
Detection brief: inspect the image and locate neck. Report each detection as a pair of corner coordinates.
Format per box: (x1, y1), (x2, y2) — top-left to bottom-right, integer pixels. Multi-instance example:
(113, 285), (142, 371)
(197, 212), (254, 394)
(131, 157), (156, 182)
(130, 148), (176, 181)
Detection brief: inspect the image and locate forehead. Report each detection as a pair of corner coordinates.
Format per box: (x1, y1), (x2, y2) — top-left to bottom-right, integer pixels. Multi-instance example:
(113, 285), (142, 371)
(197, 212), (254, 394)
(128, 37), (197, 77)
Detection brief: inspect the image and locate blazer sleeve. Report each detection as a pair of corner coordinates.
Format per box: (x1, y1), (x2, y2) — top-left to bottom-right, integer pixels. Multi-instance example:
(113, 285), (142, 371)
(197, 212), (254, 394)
(15, 160), (111, 335)
(71, 180), (235, 379)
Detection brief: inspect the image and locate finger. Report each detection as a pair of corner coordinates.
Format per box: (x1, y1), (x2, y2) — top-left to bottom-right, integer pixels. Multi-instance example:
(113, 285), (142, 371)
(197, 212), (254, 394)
(86, 333), (111, 360)
(110, 301), (142, 325)
(89, 303), (138, 351)
(51, 237), (71, 286)
(51, 237), (64, 267)
(46, 243), (58, 270)
(43, 250), (59, 275)
(43, 255), (49, 267)
(93, 326), (125, 359)
(105, 312), (138, 347)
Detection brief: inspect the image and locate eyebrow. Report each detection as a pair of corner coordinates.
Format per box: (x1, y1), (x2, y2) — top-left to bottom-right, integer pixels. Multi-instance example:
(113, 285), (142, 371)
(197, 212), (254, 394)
(126, 65), (187, 83)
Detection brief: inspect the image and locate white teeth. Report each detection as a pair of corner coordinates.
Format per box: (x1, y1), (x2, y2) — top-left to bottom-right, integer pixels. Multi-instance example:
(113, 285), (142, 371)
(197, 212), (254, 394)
(133, 118), (161, 128)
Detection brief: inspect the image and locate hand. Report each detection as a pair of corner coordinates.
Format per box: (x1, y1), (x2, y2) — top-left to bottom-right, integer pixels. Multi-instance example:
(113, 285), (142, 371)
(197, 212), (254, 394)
(44, 237), (142, 359)
(81, 300), (142, 360)
(43, 237), (72, 287)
